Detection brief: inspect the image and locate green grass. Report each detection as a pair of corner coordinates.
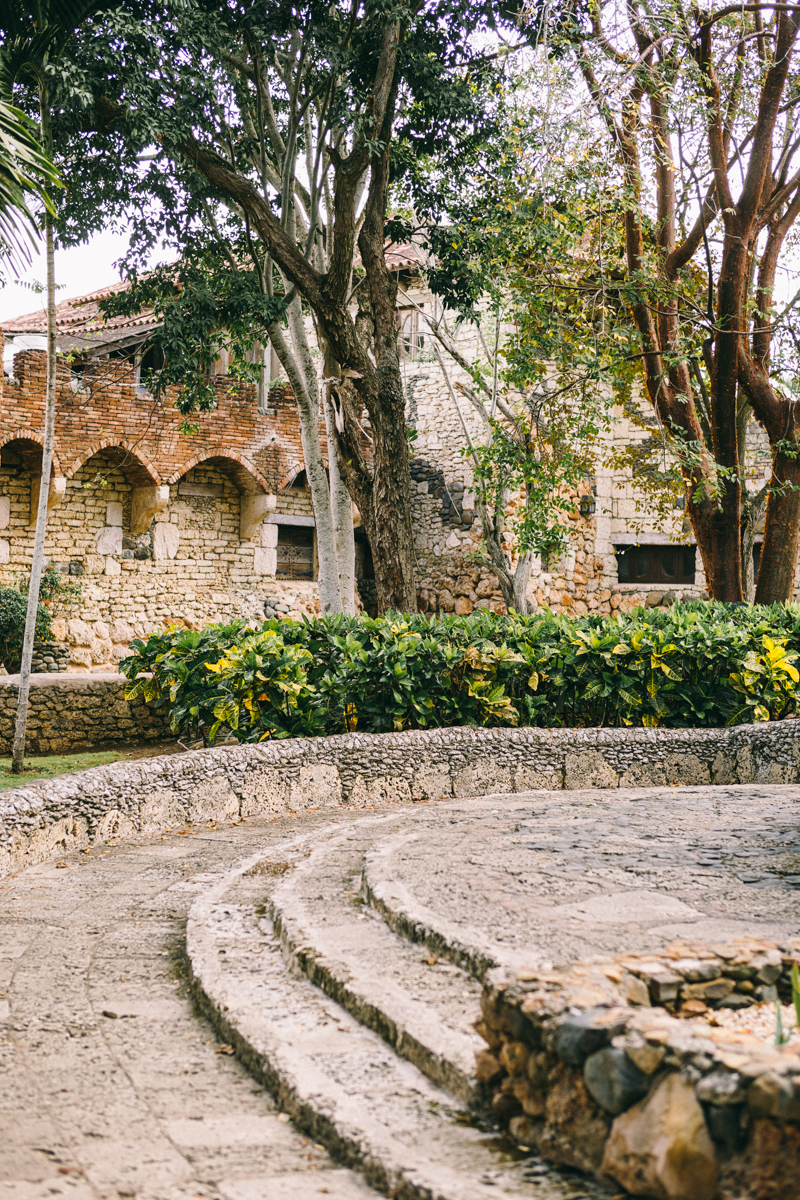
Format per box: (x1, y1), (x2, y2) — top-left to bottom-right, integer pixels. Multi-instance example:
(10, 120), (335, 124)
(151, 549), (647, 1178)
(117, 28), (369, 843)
(0, 749), (128, 790)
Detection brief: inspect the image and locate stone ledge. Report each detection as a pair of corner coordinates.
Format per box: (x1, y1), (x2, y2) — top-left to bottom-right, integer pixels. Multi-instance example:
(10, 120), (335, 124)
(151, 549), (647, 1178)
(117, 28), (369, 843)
(480, 942), (800, 1198)
(3, 719), (800, 877)
(0, 672), (165, 755)
(0, 670), (123, 689)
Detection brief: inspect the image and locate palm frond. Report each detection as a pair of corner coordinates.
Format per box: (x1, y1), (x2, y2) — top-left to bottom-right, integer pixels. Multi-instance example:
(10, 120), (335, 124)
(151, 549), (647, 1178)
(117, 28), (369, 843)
(0, 99), (58, 273)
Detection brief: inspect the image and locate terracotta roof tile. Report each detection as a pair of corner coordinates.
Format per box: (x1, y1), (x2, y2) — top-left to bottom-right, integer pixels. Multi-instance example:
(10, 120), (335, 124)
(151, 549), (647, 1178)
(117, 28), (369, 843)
(1, 279), (160, 353)
(2, 240), (424, 348)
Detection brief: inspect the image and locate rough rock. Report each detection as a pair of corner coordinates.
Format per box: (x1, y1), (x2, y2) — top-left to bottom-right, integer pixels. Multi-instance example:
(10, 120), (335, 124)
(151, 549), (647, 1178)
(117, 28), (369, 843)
(554, 1009), (626, 1066)
(601, 1071), (718, 1200)
(108, 619), (135, 644)
(538, 1063), (610, 1174)
(719, 1116), (800, 1200)
(95, 525), (122, 555)
(67, 618), (94, 646)
(583, 1047), (649, 1115)
(153, 522), (180, 560)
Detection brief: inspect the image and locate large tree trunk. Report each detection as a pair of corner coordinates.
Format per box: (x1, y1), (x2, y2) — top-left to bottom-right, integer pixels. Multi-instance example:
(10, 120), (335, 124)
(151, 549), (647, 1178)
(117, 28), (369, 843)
(12, 201), (55, 772)
(755, 452), (800, 602)
(358, 372), (417, 613)
(352, 131), (417, 613)
(690, 500), (744, 602)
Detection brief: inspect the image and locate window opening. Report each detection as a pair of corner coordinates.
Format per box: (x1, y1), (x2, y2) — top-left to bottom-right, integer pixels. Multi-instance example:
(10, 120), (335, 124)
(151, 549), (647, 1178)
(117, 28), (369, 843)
(616, 545), (696, 585)
(276, 525), (314, 580)
(135, 344), (165, 393)
(396, 307), (424, 359)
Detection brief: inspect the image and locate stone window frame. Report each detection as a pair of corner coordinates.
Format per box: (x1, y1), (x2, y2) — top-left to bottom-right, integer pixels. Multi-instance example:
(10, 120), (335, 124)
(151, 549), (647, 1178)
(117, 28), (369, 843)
(267, 513), (317, 581)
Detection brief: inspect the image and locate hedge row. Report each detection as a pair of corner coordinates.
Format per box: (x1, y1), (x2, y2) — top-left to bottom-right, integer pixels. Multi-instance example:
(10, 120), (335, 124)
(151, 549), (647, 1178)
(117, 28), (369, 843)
(119, 602), (800, 744)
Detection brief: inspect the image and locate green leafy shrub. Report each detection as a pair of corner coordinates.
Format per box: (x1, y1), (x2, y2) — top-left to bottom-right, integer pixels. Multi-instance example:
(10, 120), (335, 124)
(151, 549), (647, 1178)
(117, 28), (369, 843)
(119, 601), (800, 745)
(0, 587), (52, 670)
(16, 565), (83, 619)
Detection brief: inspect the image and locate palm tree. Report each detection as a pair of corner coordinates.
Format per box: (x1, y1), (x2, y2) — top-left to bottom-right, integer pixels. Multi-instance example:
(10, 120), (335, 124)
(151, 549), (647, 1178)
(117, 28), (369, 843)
(0, 96), (57, 273)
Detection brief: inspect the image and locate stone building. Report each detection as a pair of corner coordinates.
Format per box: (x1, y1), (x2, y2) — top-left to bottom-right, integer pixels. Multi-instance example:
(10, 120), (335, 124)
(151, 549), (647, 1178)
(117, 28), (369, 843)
(0, 284), (324, 668)
(1, 253), (754, 668)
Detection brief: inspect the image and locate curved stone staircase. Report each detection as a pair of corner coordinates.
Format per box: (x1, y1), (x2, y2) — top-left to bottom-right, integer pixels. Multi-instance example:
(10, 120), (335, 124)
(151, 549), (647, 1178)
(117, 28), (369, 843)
(187, 811), (615, 1200)
(186, 785), (800, 1199)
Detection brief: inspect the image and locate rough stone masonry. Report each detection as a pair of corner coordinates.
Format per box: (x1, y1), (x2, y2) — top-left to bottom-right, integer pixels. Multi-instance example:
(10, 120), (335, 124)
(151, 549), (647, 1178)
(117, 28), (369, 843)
(3, 718), (800, 879)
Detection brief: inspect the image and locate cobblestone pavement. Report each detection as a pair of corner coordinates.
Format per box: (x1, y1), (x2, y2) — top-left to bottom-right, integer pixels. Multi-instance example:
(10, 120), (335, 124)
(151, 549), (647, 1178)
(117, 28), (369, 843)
(0, 811), (382, 1200)
(371, 784), (800, 966)
(3, 784), (800, 1200)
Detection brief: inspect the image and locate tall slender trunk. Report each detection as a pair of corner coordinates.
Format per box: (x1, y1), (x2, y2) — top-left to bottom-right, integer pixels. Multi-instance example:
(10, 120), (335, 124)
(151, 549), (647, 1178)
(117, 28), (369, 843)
(267, 305), (343, 614)
(323, 389), (355, 613)
(12, 136), (55, 772)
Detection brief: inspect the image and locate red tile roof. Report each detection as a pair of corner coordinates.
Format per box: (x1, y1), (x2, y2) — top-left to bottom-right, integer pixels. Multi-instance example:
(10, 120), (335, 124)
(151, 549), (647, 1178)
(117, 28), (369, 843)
(1, 279), (159, 353)
(383, 242), (426, 271)
(2, 241), (425, 351)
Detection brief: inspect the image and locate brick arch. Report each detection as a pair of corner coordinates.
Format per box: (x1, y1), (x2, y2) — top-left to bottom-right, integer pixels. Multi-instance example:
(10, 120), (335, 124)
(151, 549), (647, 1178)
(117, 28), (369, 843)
(278, 459), (306, 491)
(0, 428), (63, 476)
(64, 440), (160, 488)
(168, 450), (269, 495)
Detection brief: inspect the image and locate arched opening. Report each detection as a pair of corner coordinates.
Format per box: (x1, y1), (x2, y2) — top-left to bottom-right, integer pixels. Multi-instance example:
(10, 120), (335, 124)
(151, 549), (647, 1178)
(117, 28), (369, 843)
(65, 443), (159, 490)
(170, 453), (274, 540)
(51, 446), (163, 570)
(0, 435), (66, 535)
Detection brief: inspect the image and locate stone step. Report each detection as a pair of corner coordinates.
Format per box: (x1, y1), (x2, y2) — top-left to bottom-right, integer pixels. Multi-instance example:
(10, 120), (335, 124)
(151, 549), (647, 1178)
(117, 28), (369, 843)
(361, 826), (511, 979)
(267, 816), (485, 1105)
(187, 839), (613, 1200)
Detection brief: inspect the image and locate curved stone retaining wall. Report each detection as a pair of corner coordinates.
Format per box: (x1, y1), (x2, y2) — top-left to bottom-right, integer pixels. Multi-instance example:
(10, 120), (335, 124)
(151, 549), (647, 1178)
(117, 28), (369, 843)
(2, 720), (800, 877)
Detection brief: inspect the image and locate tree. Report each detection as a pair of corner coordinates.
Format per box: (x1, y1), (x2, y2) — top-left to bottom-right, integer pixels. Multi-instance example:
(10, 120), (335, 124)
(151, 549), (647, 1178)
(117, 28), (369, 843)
(1, 0), (114, 772)
(510, 0), (800, 604)
(0, 97), (57, 276)
(47, 0), (498, 613)
(396, 59), (618, 612)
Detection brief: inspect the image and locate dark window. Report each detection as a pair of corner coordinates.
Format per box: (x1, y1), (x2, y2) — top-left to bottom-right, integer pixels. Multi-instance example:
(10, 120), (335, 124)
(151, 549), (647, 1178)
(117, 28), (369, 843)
(616, 544), (696, 585)
(289, 470), (307, 489)
(276, 525), (314, 580)
(136, 344), (165, 392)
(396, 307), (424, 359)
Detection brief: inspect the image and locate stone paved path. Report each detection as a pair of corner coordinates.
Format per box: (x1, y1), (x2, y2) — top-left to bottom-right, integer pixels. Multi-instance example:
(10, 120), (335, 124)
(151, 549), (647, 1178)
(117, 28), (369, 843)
(4, 784), (800, 1200)
(368, 784), (800, 969)
(0, 811), (382, 1200)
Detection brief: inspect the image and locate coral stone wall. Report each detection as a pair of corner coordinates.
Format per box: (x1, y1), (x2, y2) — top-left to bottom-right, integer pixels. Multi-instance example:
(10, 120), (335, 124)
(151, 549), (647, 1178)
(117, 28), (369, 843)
(400, 282), (712, 617)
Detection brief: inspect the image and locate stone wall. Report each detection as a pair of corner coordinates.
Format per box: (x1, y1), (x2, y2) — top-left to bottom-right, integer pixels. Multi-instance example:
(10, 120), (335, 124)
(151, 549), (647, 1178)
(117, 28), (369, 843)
(398, 283), (716, 616)
(480, 944), (800, 1197)
(0, 671), (167, 754)
(3, 718), (800, 877)
(0, 348), (329, 658)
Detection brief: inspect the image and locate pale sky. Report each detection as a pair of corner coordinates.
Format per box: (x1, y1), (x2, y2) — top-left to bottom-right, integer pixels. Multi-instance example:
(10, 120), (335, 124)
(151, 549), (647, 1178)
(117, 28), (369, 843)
(0, 227), (164, 325)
